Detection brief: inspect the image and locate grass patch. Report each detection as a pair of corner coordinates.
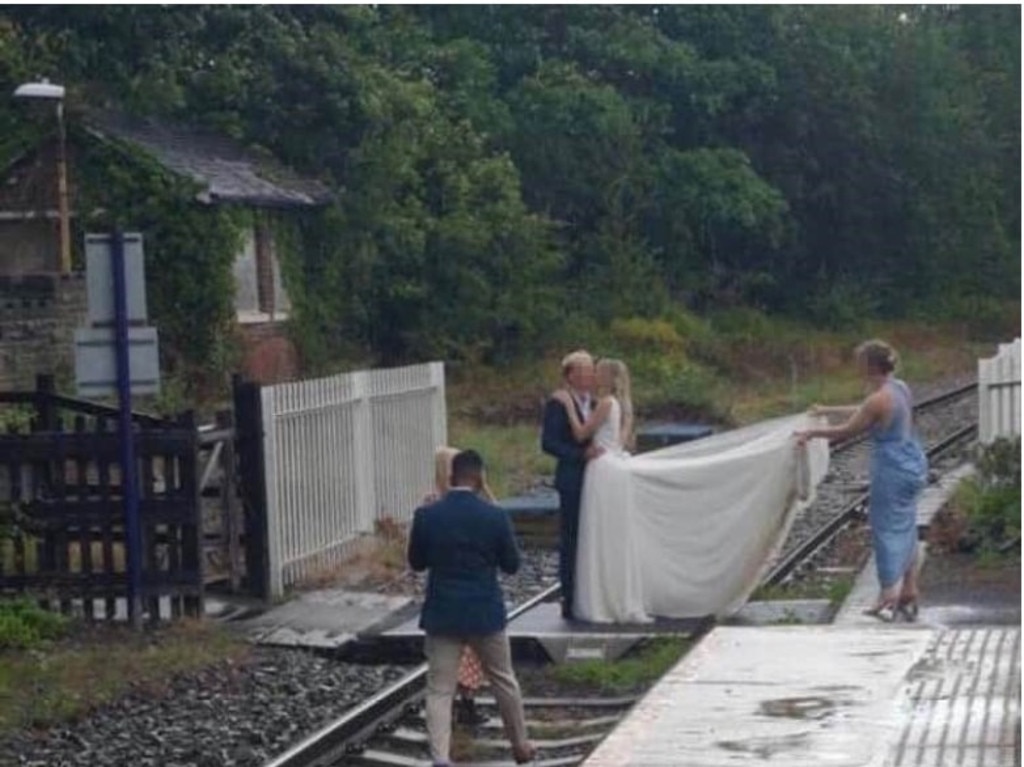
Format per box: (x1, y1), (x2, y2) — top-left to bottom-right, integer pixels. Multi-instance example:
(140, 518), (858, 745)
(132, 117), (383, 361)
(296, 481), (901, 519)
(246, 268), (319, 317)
(0, 618), (248, 734)
(0, 598), (69, 650)
(549, 636), (691, 693)
(751, 574), (856, 607)
(441, 314), (990, 498)
(933, 438), (1021, 559)
(448, 420), (554, 499)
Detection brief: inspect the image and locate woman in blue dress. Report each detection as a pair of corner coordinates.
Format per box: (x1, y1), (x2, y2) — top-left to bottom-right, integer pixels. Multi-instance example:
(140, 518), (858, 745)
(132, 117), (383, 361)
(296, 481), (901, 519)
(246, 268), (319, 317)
(795, 340), (929, 622)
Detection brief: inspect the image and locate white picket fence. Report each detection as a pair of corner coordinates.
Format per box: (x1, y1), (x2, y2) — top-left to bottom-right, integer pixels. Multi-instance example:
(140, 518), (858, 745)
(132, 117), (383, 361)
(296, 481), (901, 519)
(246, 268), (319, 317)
(260, 362), (447, 597)
(978, 338), (1021, 445)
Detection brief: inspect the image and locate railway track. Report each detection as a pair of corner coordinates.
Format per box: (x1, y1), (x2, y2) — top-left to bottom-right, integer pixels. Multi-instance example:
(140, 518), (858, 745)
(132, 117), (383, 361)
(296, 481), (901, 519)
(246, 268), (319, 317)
(764, 381), (978, 585)
(265, 381), (980, 767)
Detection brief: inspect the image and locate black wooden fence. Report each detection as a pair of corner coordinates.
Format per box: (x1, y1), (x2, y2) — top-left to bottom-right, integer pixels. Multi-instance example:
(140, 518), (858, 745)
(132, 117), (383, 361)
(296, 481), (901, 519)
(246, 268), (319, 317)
(0, 376), (203, 620)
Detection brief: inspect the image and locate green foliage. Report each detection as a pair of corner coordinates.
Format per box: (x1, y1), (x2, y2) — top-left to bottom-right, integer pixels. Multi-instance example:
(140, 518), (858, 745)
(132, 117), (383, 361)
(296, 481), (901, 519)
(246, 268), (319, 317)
(0, 406), (34, 435)
(73, 136), (247, 390)
(0, 598), (68, 650)
(955, 438), (1021, 555)
(551, 636), (690, 692)
(0, 6), (1017, 374)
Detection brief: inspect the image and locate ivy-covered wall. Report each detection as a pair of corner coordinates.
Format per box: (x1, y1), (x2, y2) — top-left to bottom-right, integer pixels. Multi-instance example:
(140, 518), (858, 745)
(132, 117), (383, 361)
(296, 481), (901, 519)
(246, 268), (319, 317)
(71, 131), (252, 394)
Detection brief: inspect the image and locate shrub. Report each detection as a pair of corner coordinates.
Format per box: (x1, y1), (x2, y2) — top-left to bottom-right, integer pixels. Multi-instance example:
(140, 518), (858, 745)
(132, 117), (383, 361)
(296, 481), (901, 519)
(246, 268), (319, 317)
(948, 437), (1021, 556)
(608, 317), (685, 354)
(0, 598), (69, 650)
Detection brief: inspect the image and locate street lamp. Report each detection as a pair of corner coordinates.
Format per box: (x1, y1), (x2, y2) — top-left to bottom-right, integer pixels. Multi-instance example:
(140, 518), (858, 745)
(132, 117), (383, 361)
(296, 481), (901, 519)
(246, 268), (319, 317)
(13, 79), (71, 275)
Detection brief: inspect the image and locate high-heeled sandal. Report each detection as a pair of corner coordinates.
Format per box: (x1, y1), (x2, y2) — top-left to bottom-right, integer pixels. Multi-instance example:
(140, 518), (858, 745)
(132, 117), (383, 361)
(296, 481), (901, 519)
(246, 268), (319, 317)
(897, 597), (919, 622)
(862, 603), (897, 622)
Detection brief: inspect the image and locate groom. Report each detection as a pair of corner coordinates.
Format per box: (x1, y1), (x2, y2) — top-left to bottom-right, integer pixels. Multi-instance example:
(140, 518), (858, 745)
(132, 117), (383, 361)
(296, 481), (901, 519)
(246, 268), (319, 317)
(541, 349), (603, 619)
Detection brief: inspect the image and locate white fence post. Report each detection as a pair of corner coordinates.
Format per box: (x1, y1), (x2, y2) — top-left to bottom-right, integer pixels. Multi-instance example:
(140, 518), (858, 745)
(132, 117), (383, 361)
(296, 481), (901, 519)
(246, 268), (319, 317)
(258, 362), (445, 597)
(978, 338), (1021, 445)
(431, 361), (448, 452)
(352, 370), (378, 534)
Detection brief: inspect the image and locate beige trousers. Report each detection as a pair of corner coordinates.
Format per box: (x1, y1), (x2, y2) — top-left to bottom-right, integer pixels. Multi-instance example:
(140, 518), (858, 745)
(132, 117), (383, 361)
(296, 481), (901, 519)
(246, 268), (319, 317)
(424, 631), (530, 764)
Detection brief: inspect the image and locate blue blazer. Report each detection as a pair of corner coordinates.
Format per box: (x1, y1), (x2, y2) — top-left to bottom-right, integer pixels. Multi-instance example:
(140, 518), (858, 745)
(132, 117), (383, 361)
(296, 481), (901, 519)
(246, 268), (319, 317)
(541, 396), (589, 495)
(408, 489), (521, 636)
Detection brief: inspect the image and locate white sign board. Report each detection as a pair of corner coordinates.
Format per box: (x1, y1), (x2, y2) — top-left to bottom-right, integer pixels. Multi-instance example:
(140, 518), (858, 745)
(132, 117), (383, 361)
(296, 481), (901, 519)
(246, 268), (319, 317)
(85, 233), (149, 325)
(74, 326), (160, 397)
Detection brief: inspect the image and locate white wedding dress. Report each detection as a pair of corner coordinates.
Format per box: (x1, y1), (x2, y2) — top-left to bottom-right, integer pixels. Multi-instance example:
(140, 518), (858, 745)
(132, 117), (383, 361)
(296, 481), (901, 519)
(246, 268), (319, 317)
(574, 397), (652, 623)
(573, 410), (830, 623)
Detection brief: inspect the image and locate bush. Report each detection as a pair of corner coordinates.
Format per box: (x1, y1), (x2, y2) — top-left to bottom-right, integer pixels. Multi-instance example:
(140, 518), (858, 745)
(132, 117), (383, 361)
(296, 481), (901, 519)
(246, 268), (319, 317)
(0, 598), (69, 650)
(608, 317), (685, 354)
(950, 438), (1021, 555)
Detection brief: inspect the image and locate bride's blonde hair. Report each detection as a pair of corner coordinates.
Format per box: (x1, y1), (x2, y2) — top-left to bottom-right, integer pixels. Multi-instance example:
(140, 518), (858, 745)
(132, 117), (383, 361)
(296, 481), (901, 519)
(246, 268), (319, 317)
(597, 358), (635, 450)
(433, 445), (495, 502)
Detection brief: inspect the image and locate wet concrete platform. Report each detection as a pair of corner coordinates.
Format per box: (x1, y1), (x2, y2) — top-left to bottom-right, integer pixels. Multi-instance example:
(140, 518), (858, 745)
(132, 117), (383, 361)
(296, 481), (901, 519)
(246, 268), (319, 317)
(582, 623), (1021, 767)
(380, 601), (708, 662)
(918, 463), (976, 528)
(232, 590), (414, 648)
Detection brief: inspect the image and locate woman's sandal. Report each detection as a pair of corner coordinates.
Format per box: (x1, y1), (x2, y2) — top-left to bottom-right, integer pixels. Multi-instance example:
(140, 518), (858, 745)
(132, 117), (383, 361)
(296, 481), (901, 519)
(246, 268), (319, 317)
(862, 603), (898, 622)
(897, 597), (919, 622)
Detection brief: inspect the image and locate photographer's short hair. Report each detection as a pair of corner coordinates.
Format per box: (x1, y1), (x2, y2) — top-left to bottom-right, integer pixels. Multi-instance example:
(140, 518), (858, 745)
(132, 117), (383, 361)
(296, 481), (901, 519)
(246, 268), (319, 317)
(452, 449), (485, 483)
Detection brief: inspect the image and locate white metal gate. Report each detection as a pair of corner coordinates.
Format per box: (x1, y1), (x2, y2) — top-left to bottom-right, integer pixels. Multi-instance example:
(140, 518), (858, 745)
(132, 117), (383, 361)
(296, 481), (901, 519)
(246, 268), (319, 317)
(978, 338), (1021, 445)
(260, 362), (446, 596)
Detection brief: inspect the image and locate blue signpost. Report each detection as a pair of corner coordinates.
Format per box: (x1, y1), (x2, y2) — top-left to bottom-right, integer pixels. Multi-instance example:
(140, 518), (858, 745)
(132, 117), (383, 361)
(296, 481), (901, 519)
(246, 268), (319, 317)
(111, 231), (144, 628)
(74, 232), (159, 628)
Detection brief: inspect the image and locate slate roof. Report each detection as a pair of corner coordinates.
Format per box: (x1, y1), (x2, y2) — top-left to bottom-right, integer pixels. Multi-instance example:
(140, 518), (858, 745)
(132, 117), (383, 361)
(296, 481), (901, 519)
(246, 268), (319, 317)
(84, 112), (332, 209)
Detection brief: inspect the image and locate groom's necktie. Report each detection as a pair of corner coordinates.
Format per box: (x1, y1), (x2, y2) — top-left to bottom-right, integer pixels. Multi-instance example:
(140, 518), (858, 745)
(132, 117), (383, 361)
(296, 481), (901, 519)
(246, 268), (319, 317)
(575, 394), (591, 422)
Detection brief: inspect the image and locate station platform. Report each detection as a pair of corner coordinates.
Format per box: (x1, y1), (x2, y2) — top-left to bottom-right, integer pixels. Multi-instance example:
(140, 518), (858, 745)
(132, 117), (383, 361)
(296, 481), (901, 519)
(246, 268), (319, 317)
(379, 600), (708, 662)
(583, 623), (1020, 767)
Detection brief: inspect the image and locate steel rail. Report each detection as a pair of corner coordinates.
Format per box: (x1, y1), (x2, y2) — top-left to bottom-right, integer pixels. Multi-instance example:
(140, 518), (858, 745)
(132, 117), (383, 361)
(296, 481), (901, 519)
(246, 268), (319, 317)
(266, 382), (979, 766)
(831, 380), (975, 455)
(263, 583), (562, 767)
(764, 422), (977, 587)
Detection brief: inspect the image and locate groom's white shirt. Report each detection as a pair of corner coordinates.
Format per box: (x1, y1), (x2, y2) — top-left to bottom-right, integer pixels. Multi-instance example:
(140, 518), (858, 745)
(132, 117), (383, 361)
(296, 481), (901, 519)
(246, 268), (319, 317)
(572, 390), (592, 421)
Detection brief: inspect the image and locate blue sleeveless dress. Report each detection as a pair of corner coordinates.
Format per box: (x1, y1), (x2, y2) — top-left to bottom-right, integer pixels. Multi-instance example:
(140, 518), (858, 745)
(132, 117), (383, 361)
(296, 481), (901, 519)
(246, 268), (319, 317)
(868, 379), (929, 589)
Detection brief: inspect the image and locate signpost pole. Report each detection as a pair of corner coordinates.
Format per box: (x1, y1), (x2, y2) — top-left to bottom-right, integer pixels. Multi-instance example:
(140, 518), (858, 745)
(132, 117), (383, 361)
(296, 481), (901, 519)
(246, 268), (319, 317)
(112, 230), (143, 628)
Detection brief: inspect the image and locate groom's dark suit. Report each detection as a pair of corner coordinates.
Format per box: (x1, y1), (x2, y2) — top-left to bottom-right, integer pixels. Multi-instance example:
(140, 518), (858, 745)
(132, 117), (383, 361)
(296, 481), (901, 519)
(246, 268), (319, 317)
(541, 394), (590, 618)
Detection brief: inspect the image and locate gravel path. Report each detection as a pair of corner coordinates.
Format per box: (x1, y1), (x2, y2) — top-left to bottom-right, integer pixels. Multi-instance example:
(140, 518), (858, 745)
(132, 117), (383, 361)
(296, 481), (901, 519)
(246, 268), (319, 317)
(379, 546), (560, 607)
(1, 650), (413, 767)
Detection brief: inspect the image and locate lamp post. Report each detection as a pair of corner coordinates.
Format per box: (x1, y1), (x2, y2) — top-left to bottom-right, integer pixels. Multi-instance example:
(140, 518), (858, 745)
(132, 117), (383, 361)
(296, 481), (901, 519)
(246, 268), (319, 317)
(13, 79), (71, 275)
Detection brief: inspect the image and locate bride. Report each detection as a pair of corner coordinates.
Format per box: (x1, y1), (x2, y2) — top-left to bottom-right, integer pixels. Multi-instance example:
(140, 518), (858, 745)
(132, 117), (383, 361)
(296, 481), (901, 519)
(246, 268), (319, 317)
(552, 359), (651, 623)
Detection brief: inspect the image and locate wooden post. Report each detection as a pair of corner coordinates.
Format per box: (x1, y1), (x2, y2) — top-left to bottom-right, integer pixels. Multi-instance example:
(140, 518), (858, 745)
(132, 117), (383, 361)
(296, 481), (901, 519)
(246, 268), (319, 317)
(232, 374), (270, 601)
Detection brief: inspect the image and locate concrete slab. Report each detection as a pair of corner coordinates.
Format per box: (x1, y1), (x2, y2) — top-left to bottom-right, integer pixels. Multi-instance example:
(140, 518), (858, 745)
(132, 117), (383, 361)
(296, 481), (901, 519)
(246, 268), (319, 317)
(498, 492), (559, 516)
(833, 549), (923, 627)
(723, 599), (834, 626)
(383, 601), (705, 639)
(380, 602), (705, 662)
(918, 463), (975, 528)
(584, 625), (938, 767)
(235, 590), (413, 649)
(892, 627), (1020, 766)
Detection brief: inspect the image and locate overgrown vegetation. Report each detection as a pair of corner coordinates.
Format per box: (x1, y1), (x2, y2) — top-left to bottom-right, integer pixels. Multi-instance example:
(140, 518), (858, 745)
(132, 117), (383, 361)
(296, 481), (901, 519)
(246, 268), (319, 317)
(0, 7), (1017, 390)
(0, 598), (68, 651)
(938, 438), (1022, 559)
(549, 636), (690, 693)
(0, 619), (247, 733)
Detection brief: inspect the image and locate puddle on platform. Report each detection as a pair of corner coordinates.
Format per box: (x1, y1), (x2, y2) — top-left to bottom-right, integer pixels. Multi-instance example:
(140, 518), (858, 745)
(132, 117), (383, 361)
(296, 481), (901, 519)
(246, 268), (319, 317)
(718, 731), (813, 758)
(759, 696), (839, 721)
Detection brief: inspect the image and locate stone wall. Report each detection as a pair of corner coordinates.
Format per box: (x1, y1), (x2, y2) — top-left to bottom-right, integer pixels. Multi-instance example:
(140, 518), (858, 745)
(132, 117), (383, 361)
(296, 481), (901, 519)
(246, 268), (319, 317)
(0, 274), (88, 391)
